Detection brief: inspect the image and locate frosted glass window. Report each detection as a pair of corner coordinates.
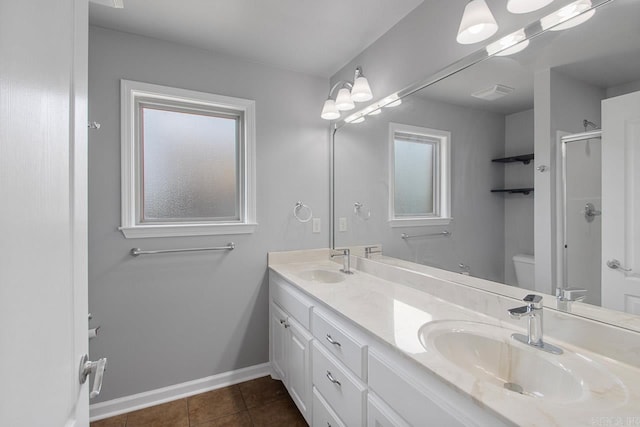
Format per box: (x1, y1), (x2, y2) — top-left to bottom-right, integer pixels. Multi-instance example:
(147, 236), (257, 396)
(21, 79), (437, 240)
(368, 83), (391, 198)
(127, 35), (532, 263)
(141, 107), (239, 222)
(394, 135), (436, 216)
(388, 123), (451, 227)
(120, 80), (256, 238)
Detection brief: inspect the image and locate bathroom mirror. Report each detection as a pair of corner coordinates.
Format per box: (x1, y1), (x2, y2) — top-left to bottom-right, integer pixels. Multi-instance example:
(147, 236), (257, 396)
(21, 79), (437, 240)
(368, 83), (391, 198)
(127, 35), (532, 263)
(333, 0), (640, 330)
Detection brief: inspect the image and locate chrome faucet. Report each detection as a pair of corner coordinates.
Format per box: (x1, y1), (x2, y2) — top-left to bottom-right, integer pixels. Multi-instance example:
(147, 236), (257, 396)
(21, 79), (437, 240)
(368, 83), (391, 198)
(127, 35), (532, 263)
(330, 248), (353, 274)
(364, 246), (382, 259)
(556, 287), (587, 302)
(508, 294), (563, 355)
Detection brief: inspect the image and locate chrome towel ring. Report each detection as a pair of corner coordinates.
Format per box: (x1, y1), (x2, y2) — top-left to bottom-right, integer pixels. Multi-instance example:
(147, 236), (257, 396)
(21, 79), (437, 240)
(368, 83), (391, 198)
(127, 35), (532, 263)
(294, 201), (313, 223)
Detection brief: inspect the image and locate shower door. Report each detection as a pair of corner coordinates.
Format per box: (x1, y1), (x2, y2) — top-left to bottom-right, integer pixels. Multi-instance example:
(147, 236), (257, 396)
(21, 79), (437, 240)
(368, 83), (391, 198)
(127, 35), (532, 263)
(562, 133), (602, 306)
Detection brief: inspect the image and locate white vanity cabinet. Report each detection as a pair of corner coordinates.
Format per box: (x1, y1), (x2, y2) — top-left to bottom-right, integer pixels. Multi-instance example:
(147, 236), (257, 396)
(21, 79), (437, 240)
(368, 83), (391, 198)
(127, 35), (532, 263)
(269, 270), (511, 427)
(269, 272), (314, 423)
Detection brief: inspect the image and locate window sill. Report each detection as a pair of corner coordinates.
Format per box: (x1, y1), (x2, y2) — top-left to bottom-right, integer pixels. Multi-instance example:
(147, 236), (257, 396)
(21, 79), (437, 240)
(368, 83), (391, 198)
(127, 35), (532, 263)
(119, 223), (258, 238)
(389, 217), (452, 228)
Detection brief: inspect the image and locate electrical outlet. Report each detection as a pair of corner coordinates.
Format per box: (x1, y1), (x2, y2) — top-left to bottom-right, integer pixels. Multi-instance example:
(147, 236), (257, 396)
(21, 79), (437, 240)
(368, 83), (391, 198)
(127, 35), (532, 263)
(312, 218), (321, 233)
(339, 217), (348, 232)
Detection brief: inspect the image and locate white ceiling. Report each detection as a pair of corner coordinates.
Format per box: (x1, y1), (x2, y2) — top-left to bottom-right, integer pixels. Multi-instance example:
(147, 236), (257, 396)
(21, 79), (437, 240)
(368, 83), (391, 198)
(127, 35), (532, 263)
(89, 0), (424, 78)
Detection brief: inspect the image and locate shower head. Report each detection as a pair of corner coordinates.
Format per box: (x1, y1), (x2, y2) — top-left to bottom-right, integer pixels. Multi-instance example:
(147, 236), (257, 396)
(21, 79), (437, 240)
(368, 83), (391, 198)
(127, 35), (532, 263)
(583, 119), (600, 131)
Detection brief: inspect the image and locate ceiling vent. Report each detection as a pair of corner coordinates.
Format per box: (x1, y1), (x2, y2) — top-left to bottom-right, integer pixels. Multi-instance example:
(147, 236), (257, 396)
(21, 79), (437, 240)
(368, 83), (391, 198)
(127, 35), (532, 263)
(471, 84), (514, 101)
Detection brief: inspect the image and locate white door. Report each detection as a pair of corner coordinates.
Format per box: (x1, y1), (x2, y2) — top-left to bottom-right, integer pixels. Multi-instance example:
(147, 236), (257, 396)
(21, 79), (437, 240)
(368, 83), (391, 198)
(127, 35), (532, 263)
(0, 1), (90, 426)
(601, 90), (640, 313)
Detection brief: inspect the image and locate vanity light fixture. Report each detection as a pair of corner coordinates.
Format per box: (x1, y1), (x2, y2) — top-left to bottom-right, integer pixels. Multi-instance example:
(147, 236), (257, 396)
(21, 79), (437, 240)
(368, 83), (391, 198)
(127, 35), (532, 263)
(456, 0), (499, 45)
(507, 0), (554, 14)
(382, 94), (402, 108)
(321, 66), (373, 120)
(486, 29), (529, 56)
(345, 113), (366, 124)
(541, 0), (595, 31)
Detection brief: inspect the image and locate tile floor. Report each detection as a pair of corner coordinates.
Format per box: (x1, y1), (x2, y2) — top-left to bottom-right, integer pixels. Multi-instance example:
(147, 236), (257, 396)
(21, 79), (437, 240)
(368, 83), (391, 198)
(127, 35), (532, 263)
(90, 376), (307, 427)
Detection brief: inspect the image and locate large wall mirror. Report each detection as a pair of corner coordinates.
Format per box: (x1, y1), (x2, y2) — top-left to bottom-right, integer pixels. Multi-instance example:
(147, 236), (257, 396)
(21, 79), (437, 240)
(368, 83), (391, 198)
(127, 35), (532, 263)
(333, 0), (640, 331)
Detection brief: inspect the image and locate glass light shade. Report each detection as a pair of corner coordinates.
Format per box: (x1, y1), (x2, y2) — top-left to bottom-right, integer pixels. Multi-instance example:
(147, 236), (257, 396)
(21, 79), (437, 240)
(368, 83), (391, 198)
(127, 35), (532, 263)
(335, 88), (355, 111)
(541, 0), (594, 31)
(456, 0), (498, 45)
(486, 29), (529, 56)
(351, 76), (373, 102)
(345, 113), (365, 124)
(507, 0), (554, 14)
(385, 98), (402, 108)
(320, 99), (340, 120)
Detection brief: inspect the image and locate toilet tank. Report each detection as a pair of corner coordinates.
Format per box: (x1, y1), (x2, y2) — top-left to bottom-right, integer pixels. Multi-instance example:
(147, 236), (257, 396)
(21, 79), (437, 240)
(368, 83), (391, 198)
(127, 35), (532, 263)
(513, 254), (535, 289)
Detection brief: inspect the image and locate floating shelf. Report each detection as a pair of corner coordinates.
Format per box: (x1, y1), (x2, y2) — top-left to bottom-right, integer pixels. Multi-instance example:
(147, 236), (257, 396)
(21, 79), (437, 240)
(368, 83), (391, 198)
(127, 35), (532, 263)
(492, 153), (534, 165)
(491, 188), (534, 195)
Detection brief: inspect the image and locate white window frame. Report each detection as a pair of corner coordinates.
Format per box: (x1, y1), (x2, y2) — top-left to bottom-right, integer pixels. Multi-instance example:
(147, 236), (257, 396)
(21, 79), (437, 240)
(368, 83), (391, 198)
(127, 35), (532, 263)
(388, 122), (451, 227)
(119, 80), (256, 238)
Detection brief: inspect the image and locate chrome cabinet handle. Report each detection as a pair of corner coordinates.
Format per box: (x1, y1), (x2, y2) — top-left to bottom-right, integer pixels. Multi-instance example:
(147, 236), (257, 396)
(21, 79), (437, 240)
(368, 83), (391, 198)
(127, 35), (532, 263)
(325, 334), (341, 347)
(326, 371), (341, 386)
(607, 259), (632, 272)
(79, 354), (107, 399)
(279, 319), (290, 328)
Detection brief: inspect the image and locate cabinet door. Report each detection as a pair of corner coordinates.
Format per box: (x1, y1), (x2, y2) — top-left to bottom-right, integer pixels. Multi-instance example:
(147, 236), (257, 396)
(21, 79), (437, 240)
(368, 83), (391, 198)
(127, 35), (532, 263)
(287, 318), (313, 423)
(368, 394), (410, 427)
(270, 303), (288, 382)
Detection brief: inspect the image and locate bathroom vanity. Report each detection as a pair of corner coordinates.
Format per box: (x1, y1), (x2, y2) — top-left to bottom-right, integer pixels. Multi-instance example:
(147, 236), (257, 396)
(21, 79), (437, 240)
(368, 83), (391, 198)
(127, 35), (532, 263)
(268, 249), (640, 427)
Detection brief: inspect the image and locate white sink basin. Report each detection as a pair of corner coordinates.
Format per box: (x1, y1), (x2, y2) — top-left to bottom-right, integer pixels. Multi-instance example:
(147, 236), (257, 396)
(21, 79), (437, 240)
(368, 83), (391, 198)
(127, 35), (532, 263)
(297, 269), (345, 283)
(418, 320), (626, 406)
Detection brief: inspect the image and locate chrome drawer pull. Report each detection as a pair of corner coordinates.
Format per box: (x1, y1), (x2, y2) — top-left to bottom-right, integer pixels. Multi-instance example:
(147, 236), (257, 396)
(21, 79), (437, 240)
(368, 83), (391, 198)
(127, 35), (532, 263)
(326, 371), (341, 386)
(279, 318), (290, 328)
(325, 334), (341, 347)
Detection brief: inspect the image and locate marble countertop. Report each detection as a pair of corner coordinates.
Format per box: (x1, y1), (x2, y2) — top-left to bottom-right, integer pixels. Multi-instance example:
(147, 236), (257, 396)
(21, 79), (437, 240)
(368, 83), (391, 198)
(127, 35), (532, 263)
(269, 250), (640, 427)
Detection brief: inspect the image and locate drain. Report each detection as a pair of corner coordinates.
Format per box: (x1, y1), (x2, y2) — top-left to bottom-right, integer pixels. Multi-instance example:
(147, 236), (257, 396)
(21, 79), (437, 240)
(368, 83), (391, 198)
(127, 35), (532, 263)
(504, 382), (524, 394)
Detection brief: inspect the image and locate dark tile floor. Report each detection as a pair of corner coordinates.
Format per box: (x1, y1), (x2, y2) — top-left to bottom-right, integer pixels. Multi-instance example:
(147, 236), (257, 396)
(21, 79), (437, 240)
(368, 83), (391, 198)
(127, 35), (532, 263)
(90, 376), (307, 427)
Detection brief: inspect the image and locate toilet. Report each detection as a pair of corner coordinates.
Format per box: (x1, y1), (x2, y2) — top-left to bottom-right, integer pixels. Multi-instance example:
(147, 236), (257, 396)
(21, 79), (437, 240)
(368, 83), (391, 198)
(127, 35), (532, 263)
(513, 254), (535, 289)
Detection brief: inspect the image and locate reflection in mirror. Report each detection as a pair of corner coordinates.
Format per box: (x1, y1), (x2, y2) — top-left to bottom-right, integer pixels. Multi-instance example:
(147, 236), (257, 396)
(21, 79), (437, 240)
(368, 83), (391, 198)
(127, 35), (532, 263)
(333, 0), (640, 329)
(390, 123), (451, 227)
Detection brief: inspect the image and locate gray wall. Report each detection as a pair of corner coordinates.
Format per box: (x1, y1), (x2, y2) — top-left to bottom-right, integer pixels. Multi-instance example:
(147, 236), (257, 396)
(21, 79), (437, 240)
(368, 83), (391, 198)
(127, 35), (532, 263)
(88, 26), (329, 402)
(334, 94), (506, 283)
(503, 109), (534, 286)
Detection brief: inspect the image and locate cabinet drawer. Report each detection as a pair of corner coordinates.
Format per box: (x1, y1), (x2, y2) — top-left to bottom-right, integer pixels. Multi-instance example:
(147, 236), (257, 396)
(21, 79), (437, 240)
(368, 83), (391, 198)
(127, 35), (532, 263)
(312, 342), (366, 427)
(313, 387), (346, 427)
(270, 272), (312, 329)
(368, 352), (465, 427)
(312, 309), (367, 379)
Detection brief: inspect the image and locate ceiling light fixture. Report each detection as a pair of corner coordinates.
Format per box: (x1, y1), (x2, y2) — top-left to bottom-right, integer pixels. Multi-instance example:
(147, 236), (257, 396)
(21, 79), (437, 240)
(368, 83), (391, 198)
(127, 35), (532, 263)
(507, 0), (554, 14)
(456, 0), (498, 45)
(321, 66), (373, 120)
(486, 29), (529, 56)
(541, 0), (595, 31)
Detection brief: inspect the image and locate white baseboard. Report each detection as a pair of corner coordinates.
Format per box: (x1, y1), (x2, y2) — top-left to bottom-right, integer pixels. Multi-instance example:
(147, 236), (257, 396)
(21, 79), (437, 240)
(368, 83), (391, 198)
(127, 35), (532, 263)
(90, 363), (272, 422)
